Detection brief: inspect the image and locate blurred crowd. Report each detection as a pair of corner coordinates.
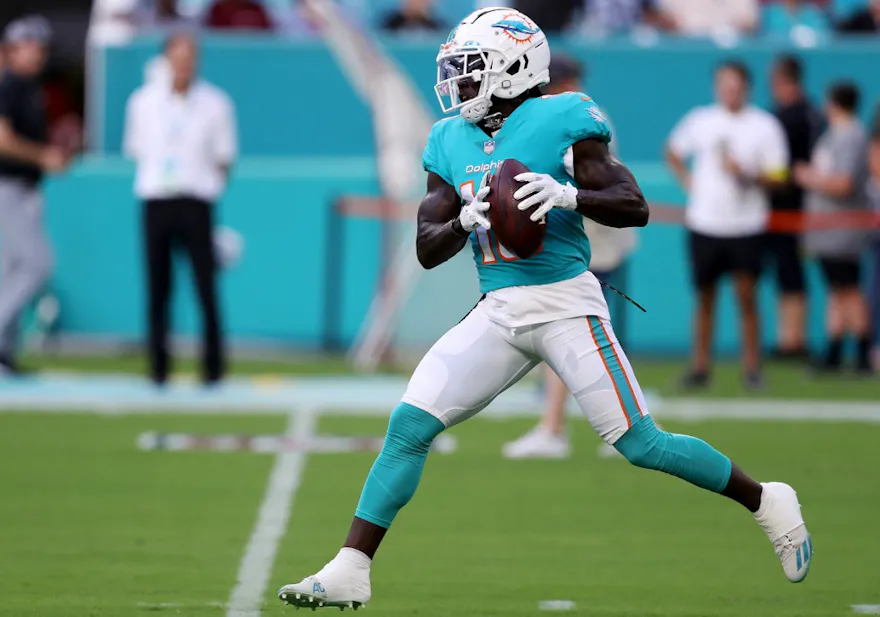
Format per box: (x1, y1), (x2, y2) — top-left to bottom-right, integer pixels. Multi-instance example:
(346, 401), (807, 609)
(664, 54), (880, 380)
(123, 0), (880, 38)
(516, 0), (880, 37)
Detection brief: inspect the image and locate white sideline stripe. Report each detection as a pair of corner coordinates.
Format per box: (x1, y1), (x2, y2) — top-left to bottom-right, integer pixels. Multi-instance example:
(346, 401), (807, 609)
(225, 408), (316, 617)
(2, 395), (880, 422)
(339, 400), (880, 423)
(853, 606), (880, 614)
(651, 400), (880, 423)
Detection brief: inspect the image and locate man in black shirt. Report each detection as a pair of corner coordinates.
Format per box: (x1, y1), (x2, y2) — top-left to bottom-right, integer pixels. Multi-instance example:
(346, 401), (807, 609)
(0, 16), (69, 374)
(767, 55), (823, 361)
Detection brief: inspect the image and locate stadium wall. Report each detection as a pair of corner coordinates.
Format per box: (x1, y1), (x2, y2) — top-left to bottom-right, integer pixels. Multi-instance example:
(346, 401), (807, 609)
(45, 158), (834, 355)
(49, 36), (878, 354)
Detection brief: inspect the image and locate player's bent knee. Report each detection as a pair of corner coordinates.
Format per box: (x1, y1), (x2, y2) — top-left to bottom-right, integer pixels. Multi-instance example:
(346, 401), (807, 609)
(614, 416), (665, 469)
(354, 403), (447, 528)
(384, 402), (446, 456)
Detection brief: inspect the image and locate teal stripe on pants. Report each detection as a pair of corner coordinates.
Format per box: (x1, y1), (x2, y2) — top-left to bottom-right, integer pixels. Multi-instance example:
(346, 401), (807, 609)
(588, 316), (641, 427)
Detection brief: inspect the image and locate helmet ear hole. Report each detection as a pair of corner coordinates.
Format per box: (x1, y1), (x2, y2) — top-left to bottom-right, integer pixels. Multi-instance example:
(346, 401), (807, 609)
(506, 59), (521, 75)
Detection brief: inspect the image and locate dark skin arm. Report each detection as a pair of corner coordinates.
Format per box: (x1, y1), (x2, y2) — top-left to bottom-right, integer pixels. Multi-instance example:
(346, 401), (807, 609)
(570, 138), (650, 228)
(416, 171), (469, 269)
(415, 138), (649, 269)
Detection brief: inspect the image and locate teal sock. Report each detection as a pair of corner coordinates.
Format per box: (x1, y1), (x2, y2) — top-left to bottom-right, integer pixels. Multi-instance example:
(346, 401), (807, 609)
(614, 416), (732, 493)
(354, 403), (445, 529)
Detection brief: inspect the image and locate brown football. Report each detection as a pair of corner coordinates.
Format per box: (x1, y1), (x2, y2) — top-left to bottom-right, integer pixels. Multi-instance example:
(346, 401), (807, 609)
(487, 159), (546, 259)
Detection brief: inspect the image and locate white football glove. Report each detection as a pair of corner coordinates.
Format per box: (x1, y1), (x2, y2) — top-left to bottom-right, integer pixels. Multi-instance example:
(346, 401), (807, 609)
(458, 171), (491, 232)
(514, 172), (578, 222)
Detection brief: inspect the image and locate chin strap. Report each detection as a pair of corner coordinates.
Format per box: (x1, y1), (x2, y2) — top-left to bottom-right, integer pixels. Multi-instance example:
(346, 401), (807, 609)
(480, 112), (505, 132)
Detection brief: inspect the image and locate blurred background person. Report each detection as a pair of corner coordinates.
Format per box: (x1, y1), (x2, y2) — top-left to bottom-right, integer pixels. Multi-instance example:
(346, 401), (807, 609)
(837, 0), (880, 32)
(382, 0), (444, 34)
(580, 0), (673, 35)
(135, 0), (196, 33)
(0, 16), (69, 375)
(280, 0), (321, 37)
(205, 0), (274, 31)
(512, 0), (581, 33)
(656, 0), (759, 36)
(503, 54), (638, 460)
(869, 106), (880, 366)
(124, 33), (236, 386)
(870, 106), (880, 367)
(762, 0), (830, 39)
(766, 55), (823, 361)
(795, 81), (873, 375)
(667, 61), (788, 390)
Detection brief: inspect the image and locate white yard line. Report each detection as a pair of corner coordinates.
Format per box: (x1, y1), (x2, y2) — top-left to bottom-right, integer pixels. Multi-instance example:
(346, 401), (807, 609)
(137, 602), (227, 609)
(225, 408), (317, 617)
(2, 395), (880, 422)
(538, 600), (577, 611)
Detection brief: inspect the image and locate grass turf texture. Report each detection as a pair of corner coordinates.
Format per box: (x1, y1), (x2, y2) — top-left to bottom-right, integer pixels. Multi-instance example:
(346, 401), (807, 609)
(2, 411), (878, 616)
(0, 413), (284, 617)
(279, 415), (880, 616)
(16, 353), (880, 400)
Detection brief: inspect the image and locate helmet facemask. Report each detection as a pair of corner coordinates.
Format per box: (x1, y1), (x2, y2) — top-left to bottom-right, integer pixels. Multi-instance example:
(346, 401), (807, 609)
(435, 48), (496, 123)
(435, 40), (548, 124)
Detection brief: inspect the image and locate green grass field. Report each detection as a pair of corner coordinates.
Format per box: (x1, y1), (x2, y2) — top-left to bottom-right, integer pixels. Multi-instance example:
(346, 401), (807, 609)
(1, 407), (878, 617)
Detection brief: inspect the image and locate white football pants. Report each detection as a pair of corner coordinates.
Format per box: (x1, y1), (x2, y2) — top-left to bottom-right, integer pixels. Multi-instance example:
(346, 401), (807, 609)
(401, 302), (649, 444)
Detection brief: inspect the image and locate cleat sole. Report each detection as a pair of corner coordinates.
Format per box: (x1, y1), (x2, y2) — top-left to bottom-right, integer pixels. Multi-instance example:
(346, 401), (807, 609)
(278, 592), (366, 611)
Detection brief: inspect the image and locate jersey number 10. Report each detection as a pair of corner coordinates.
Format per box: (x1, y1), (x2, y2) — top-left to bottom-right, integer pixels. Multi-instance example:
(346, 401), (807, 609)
(460, 181), (520, 265)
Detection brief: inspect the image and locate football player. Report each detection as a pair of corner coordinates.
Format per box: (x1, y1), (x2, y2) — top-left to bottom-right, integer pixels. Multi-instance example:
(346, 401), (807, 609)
(279, 7), (812, 610)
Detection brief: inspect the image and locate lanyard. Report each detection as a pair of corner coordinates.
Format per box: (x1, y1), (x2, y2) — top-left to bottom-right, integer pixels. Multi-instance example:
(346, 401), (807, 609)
(162, 92), (193, 191)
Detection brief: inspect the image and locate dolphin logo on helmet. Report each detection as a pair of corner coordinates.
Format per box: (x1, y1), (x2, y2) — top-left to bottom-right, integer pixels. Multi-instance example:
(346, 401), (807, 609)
(491, 18), (540, 44)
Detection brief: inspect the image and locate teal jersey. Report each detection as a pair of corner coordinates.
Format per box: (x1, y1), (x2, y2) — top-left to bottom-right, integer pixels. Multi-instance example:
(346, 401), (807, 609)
(422, 92), (612, 294)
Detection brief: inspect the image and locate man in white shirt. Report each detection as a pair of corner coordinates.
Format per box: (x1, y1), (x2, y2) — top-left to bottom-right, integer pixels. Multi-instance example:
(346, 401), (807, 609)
(124, 32), (237, 386)
(667, 61), (789, 390)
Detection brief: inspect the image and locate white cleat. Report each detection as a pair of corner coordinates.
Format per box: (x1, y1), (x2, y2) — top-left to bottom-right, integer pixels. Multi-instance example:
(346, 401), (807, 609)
(754, 482), (813, 583)
(502, 426), (571, 460)
(278, 549), (371, 610)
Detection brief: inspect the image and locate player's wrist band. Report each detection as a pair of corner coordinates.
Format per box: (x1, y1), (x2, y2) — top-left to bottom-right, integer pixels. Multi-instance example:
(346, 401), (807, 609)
(451, 218), (469, 237)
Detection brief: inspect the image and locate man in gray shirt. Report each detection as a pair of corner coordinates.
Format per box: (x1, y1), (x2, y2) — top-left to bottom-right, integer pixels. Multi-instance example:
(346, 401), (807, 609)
(0, 16), (69, 374)
(794, 82), (872, 374)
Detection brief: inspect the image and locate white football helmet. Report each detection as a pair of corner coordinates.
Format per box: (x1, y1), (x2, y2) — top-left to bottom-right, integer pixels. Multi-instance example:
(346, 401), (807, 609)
(435, 7), (551, 124)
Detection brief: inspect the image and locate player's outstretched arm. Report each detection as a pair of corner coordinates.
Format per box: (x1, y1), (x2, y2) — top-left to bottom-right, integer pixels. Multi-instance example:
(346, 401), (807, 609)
(572, 138), (649, 228)
(416, 172), (470, 269)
